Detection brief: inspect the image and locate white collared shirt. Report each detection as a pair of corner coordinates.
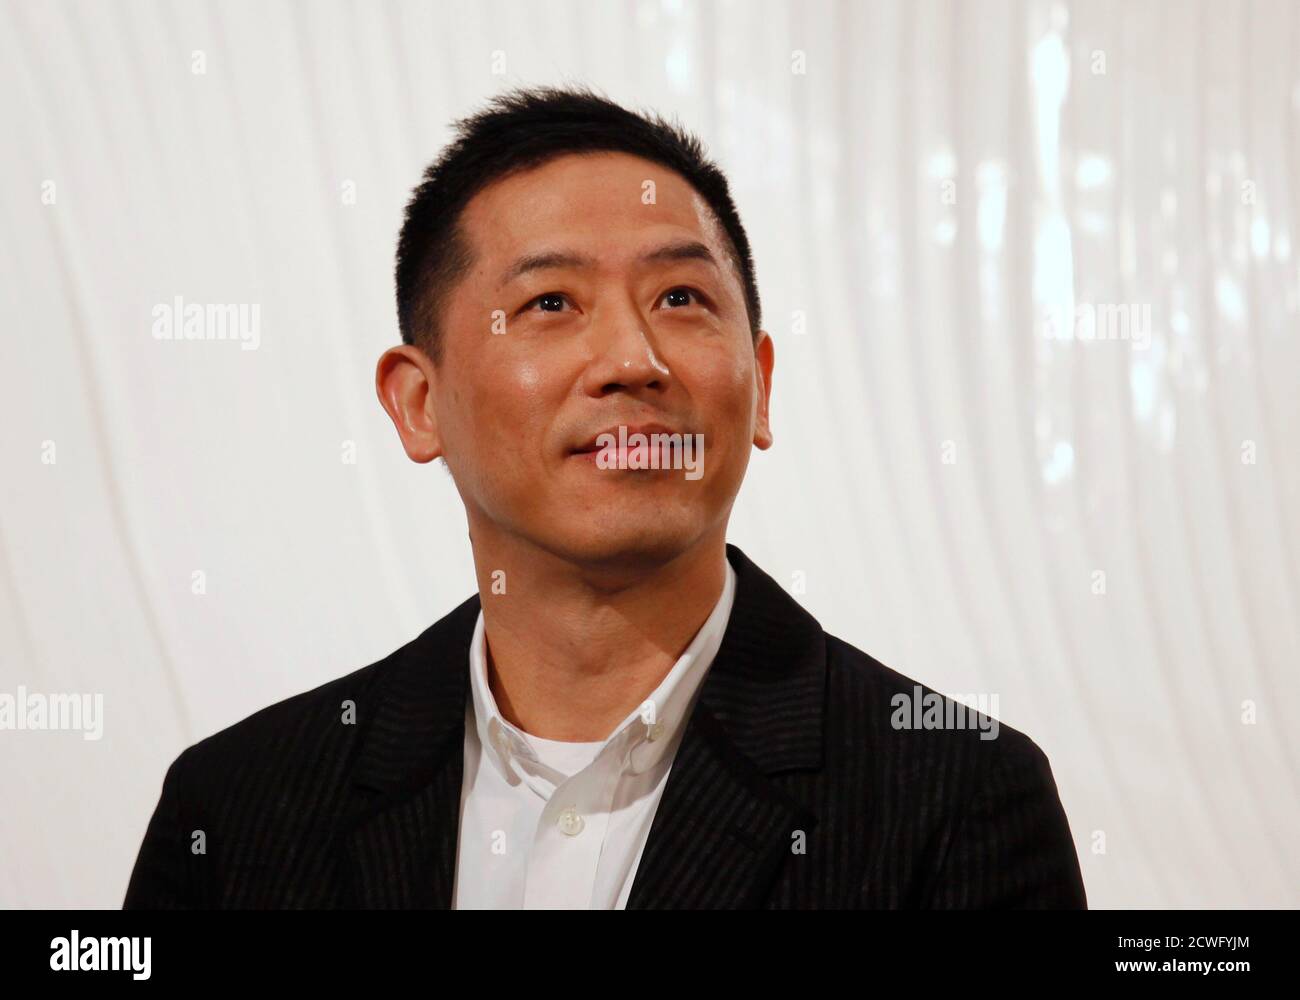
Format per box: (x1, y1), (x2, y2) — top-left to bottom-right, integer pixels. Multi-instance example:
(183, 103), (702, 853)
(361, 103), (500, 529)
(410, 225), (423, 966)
(451, 559), (737, 909)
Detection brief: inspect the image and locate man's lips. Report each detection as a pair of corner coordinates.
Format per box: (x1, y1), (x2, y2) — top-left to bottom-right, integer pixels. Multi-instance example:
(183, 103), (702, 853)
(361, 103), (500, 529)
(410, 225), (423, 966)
(566, 422), (706, 479)
(569, 423), (681, 454)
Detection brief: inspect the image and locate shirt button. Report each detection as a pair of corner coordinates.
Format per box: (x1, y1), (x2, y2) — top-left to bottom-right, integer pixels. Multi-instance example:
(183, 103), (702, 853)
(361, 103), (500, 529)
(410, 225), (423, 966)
(557, 806), (585, 836)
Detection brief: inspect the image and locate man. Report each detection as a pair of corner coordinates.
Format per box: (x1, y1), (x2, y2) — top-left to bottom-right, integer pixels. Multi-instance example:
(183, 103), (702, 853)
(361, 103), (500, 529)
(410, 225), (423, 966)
(124, 85), (1086, 909)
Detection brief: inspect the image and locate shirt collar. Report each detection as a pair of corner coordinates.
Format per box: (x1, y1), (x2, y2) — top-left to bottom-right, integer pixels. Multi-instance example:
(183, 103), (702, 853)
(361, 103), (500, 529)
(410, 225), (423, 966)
(468, 557), (738, 783)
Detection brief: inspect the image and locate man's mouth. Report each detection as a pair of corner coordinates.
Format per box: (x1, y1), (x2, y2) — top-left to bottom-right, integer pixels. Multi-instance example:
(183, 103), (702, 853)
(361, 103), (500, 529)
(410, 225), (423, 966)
(569, 423), (678, 456)
(567, 423), (706, 480)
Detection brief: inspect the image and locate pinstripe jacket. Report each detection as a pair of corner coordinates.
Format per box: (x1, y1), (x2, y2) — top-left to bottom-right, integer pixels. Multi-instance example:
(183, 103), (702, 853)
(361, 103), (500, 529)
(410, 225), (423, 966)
(124, 544), (1087, 909)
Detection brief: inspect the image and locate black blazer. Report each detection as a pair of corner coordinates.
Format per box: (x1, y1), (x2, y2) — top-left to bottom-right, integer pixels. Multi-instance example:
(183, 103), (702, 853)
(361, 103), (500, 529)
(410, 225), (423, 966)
(124, 544), (1087, 909)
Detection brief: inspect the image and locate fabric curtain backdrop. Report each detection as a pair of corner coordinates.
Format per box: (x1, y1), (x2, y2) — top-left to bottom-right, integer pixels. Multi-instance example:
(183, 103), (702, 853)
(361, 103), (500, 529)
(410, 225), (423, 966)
(1, 0), (1296, 908)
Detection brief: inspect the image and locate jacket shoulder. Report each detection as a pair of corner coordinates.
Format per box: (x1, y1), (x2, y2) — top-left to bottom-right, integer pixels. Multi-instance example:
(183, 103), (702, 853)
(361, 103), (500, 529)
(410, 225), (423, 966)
(163, 651), (392, 816)
(125, 601), (478, 909)
(817, 632), (1084, 907)
(163, 594), (479, 805)
(820, 631), (1049, 778)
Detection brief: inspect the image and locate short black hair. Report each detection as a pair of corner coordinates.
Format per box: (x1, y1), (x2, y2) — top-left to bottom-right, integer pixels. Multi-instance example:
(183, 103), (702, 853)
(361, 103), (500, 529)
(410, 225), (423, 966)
(395, 84), (762, 362)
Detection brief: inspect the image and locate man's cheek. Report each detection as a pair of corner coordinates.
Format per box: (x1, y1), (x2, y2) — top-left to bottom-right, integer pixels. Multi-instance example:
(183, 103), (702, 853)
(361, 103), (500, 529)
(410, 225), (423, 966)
(507, 358), (545, 394)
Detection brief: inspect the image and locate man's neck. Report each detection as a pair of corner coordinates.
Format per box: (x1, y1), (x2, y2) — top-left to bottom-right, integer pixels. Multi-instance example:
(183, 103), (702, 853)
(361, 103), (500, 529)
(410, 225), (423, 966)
(470, 532), (729, 743)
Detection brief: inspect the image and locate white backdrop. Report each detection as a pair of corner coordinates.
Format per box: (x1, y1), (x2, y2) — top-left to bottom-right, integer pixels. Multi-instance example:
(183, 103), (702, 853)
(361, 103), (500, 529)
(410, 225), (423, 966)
(1, 0), (1297, 909)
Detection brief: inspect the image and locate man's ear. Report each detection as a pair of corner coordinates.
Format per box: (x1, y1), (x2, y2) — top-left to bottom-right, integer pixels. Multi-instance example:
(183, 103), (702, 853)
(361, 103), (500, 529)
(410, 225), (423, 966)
(752, 329), (774, 451)
(375, 344), (444, 464)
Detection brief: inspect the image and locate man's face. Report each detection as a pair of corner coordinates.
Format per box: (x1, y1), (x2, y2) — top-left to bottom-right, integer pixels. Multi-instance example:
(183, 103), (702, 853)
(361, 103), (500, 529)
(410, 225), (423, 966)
(386, 150), (773, 570)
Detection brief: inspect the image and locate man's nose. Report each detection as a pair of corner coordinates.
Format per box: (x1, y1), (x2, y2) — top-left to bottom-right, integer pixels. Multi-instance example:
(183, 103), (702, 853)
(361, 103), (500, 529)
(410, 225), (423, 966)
(580, 300), (671, 398)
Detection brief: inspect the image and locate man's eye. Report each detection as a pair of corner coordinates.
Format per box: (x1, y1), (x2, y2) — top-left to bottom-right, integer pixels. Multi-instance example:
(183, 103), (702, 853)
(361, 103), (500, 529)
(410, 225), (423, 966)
(660, 287), (703, 309)
(525, 292), (570, 313)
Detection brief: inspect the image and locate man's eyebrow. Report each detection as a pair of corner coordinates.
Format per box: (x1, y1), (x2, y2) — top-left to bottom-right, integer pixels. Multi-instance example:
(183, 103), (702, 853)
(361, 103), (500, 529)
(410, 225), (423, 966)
(498, 250), (597, 289)
(638, 240), (721, 269)
(498, 240), (720, 289)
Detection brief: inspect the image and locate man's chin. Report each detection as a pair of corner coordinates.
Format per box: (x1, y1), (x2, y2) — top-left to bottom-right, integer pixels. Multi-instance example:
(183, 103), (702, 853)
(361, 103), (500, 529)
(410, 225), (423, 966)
(537, 516), (705, 574)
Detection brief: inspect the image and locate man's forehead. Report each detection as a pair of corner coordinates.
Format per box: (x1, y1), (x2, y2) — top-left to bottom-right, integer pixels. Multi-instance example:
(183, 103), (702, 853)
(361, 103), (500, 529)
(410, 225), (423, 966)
(459, 151), (727, 266)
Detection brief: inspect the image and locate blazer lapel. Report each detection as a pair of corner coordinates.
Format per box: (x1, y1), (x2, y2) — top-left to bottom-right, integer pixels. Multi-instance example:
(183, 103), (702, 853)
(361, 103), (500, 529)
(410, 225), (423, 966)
(339, 594), (479, 909)
(625, 544), (826, 908)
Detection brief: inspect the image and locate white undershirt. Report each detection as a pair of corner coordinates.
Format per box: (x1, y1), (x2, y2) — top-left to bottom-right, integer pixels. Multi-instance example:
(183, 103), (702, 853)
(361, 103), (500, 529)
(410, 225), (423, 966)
(451, 559), (737, 909)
